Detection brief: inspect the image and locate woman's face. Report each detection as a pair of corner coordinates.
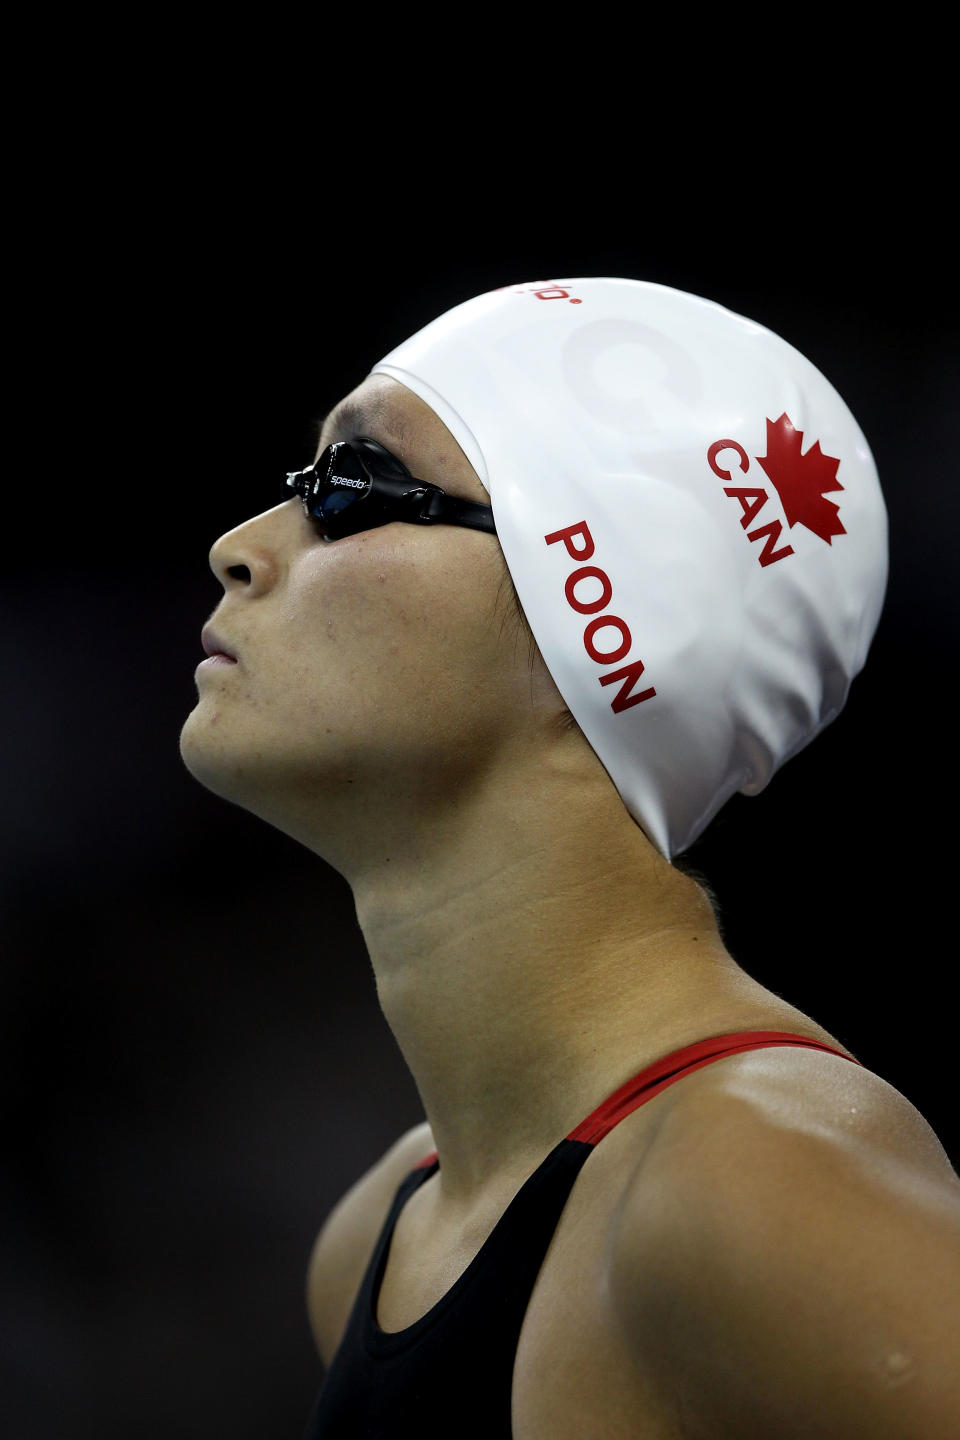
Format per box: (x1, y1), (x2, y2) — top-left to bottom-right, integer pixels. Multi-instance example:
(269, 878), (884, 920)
(179, 375), (563, 857)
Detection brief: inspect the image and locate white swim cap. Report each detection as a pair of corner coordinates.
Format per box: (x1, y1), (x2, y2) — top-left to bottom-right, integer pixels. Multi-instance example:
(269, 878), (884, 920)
(371, 278), (888, 861)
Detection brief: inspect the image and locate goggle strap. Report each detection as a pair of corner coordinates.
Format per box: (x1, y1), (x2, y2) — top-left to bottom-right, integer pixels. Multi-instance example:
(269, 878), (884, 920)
(420, 489), (498, 534)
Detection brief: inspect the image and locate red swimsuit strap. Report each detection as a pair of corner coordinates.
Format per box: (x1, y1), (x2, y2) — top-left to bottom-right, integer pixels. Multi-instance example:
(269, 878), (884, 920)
(567, 1030), (861, 1145)
(412, 1031), (860, 1168)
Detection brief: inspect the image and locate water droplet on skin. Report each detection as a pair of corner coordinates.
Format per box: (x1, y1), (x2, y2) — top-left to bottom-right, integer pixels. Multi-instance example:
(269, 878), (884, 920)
(878, 1350), (917, 1387)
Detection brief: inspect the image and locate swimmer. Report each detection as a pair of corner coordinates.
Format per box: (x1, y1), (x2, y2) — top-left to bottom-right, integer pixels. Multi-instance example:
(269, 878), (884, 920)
(180, 279), (959, 1438)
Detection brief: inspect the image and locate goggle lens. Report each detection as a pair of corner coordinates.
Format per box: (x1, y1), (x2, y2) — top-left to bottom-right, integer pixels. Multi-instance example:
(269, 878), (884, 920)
(283, 438), (497, 540)
(285, 440), (414, 539)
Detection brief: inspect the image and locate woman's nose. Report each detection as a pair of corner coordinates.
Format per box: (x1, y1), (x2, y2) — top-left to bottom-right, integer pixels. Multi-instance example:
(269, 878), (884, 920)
(208, 502), (297, 596)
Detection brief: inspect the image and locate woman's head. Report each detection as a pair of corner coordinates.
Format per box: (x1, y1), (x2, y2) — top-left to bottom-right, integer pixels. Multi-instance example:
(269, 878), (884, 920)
(183, 277), (888, 874)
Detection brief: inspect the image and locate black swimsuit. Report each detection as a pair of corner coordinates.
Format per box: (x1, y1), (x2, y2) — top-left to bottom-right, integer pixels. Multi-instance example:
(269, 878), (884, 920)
(304, 1030), (859, 1438)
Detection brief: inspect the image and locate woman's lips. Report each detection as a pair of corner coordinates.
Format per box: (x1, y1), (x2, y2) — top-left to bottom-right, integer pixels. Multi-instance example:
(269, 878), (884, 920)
(200, 625), (239, 664)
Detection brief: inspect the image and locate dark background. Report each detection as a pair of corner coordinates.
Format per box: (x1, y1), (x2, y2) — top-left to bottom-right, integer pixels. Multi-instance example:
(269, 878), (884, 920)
(3, 155), (956, 1439)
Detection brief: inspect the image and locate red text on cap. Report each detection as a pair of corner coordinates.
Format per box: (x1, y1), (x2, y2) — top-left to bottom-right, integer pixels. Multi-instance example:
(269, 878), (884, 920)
(707, 415), (845, 567)
(544, 521), (656, 713)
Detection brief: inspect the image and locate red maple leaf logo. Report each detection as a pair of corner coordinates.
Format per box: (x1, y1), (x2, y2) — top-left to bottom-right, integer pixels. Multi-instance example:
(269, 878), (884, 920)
(755, 414), (846, 544)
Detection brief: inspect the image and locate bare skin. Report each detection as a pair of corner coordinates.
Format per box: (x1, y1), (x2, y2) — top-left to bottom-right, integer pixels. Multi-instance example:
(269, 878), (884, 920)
(182, 375), (959, 1438)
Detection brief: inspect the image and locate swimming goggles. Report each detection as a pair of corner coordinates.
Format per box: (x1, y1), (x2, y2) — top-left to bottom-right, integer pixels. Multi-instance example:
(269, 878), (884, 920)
(284, 438), (498, 542)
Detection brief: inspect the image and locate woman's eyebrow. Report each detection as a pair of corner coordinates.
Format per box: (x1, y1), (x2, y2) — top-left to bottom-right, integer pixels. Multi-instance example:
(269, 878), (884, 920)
(313, 400), (410, 458)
